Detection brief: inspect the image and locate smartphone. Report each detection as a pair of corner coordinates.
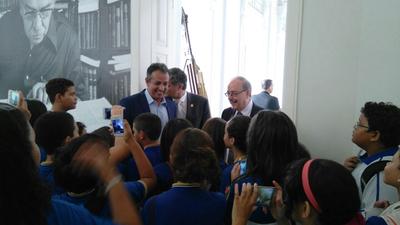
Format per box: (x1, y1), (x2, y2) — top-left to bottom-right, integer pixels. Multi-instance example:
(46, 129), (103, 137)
(103, 107), (111, 120)
(256, 186), (276, 207)
(111, 116), (124, 136)
(239, 160), (247, 175)
(7, 90), (19, 106)
(111, 106), (124, 136)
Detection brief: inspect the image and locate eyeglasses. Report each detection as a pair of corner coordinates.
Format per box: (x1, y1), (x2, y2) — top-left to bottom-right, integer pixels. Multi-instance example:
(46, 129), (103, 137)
(224, 90), (246, 97)
(353, 122), (369, 130)
(23, 8), (53, 21)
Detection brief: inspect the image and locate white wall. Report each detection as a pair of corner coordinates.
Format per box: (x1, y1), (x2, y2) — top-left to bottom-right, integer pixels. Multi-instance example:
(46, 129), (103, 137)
(288, 0), (400, 162)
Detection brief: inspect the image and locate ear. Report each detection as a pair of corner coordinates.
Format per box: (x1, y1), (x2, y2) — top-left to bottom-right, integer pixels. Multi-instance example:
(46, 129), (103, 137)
(138, 130), (146, 140)
(229, 136), (235, 147)
(64, 136), (73, 145)
(54, 93), (62, 102)
(300, 201), (312, 219)
(370, 130), (381, 142)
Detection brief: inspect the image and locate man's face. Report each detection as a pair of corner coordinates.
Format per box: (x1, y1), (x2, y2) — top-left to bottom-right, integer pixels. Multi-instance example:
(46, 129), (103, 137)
(60, 86), (77, 111)
(146, 70), (169, 102)
(226, 79), (250, 111)
(167, 82), (182, 99)
(19, 0), (55, 46)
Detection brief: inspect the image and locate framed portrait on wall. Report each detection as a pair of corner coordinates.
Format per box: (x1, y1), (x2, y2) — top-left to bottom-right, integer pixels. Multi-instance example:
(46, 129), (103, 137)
(0, 0), (131, 104)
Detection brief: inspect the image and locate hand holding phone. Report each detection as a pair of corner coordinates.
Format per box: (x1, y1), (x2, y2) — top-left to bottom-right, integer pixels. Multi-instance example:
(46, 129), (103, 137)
(256, 186), (276, 207)
(111, 105), (124, 136)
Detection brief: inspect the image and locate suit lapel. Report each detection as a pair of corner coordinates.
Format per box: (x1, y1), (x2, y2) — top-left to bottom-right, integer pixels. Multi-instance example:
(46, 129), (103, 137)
(139, 90), (151, 112)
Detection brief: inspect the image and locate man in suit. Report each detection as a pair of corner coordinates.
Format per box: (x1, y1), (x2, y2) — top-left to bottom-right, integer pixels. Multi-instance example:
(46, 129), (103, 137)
(120, 63), (176, 127)
(167, 67), (211, 128)
(221, 76), (262, 121)
(252, 79), (280, 110)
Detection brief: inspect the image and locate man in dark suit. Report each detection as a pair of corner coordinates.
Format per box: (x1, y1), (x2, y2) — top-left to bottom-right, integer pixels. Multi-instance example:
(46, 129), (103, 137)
(119, 63), (176, 127)
(252, 79), (280, 110)
(221, 76), (262, 121)
(167, 67), (211, 128)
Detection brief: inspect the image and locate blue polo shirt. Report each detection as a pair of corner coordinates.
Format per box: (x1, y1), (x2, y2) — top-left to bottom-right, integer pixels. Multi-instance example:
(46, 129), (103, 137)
(154, 162), (174, 193)
(53, 181), (146, 218)
(122, 145), (162, 181)
(47, 199), (116, 225)
(39, 164), (64, 195)
(142, 186), (226, 225)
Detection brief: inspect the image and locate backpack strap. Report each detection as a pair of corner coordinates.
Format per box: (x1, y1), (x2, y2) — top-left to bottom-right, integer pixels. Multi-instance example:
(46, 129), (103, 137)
(361, 160), (390, 192)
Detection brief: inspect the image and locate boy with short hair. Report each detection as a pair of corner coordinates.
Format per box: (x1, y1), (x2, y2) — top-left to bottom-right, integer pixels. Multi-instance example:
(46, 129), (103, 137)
(122, 112), (162, 181)
(344, 102), (400, 217)
(45, 78), (77, 112)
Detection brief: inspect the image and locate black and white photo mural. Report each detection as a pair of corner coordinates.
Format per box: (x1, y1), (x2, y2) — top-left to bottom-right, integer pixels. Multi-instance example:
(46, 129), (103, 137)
(0, 0), (131, 104)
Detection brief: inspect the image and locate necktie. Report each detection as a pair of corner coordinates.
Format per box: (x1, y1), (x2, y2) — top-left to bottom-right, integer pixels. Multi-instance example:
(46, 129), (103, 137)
(236, 111), (243, 116)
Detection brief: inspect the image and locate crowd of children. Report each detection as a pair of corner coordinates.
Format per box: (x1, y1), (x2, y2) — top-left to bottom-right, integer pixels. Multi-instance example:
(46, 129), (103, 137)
(1, 77), (400, 225)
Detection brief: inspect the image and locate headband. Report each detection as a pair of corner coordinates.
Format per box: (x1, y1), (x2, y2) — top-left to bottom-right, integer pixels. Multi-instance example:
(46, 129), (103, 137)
(301, 159), (322, 213)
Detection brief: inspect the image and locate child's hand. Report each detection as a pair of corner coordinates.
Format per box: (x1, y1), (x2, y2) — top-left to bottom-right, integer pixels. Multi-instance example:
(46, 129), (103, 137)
(270, 180), (286, 222)
(231, 163), (240, 182)
(122, 120), (134, 142)
(344, 156), (359, 172)
(232, 183), (258, 225)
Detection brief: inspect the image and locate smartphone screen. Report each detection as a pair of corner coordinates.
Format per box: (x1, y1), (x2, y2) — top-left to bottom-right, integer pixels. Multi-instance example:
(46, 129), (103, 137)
(239, 160), (247, 175)
(7, 90), (19, 106)
(256, 186), (276, 207)
(111, 116), (124, 136)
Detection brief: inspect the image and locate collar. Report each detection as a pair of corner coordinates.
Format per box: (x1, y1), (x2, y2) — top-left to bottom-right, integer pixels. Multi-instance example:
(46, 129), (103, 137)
(360, 147), (399, 165)
(237, 99), (253, 116)
(145, 89), (166, 105)
(45, 13), (58, 52)
(176, 91), (187, 103)
(172, 182), (201, 188)
(67, 188), (95, 198)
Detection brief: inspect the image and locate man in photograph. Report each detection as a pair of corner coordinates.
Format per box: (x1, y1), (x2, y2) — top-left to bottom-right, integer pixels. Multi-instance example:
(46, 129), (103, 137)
(0, 0), (85, 100)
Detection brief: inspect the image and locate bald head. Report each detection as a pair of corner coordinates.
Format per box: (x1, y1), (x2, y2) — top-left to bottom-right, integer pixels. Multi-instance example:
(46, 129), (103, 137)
(225, 76), (252, 111)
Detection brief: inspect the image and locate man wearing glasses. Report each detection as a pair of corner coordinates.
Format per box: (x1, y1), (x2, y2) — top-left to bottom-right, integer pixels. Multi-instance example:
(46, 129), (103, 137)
(221, 76), (262, 121)
(0, 0), (84, 100)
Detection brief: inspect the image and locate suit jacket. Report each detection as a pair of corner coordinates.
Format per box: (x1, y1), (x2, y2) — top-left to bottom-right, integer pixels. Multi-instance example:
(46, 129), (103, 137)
(185, 92), (211, 128)
(119, 89), (177, 126)
(251, 91), (280, 110)
(221, 103), (263, 121)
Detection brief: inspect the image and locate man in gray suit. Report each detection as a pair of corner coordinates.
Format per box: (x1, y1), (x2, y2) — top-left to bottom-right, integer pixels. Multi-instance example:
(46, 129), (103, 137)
(252, 79), (280, 110)
(167, 67), (211, 128)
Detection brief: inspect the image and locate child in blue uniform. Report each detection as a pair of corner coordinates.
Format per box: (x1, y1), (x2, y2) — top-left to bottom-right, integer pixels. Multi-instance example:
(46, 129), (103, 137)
(232, 159), (364, 225)
(35, 111), (79, 194)
(142, 128), (226, 225)
(226, 111), (301, 225)
(220, 115), (251, 193)
(53, 120), (156, 218)
(344, 102), (400, 217)
(153, 118), (192, 194)
(0, 103), (141, 225)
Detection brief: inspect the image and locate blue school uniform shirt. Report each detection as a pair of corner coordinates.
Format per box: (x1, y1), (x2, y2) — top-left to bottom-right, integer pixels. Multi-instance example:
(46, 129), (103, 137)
(154, 162), (173, 193)
(226, 176), (275, 225)
(53, 181), (146, 218)
(39, 164), (64, 195)
(122, 145), (162, 181)
(47, 199), (117, 225)
(142, 186), (226, 225)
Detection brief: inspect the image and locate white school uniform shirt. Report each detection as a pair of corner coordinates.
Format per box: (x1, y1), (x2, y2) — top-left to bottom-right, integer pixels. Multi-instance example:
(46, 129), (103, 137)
(352, 147), (399, 218)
